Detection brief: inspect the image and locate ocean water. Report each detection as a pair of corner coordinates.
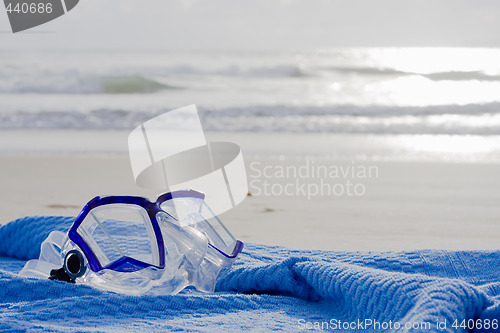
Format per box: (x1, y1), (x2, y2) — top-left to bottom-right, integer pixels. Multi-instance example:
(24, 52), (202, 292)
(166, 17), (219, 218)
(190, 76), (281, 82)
(1, 48), (500, 135)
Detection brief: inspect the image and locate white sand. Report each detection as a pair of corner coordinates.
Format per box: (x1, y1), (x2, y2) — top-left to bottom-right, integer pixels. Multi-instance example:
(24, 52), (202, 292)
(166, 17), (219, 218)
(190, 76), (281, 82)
(1, 130), (500, 251)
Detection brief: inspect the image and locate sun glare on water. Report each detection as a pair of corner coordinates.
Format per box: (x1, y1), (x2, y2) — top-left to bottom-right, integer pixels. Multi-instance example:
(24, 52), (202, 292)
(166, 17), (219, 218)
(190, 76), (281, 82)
(398, 135), (499, 155)
(336, 48), (500, 106)
(365, 47), (500, 75)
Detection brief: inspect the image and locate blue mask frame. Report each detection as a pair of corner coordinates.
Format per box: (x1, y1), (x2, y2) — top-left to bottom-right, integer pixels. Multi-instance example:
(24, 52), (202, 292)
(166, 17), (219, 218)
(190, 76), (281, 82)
(68, 190), (243, 273)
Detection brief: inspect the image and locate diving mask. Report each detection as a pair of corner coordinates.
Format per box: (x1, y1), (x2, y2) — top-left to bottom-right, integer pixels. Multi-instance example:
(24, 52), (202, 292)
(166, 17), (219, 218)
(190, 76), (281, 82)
(19, 190), (243, 295)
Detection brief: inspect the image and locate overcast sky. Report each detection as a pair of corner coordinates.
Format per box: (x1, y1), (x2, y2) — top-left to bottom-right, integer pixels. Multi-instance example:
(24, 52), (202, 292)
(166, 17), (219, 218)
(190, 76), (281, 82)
(1, 0), (500, 50)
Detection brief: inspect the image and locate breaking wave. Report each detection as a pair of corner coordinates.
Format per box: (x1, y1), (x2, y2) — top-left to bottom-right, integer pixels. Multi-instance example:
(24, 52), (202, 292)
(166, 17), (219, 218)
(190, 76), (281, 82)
(0, 75), (181, 94)
(2, 103), (500, 135)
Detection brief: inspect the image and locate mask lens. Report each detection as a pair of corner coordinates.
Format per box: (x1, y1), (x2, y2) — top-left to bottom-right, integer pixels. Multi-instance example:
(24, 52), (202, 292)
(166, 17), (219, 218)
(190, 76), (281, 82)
(160, 197), (238, 257)
(77, 204), (160, 269)
(199, 202), (238, 256)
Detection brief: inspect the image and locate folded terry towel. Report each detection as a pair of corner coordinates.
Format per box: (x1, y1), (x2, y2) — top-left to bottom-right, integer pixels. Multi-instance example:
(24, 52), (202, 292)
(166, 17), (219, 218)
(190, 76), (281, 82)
(0, 216), (499, 332)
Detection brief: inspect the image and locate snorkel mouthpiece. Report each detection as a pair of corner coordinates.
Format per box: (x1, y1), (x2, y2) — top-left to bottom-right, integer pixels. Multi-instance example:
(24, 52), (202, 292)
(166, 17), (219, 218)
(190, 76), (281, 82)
(64, 250), (87, 279)
(19, 190), (243, 295)
(48, 250), (86, 283)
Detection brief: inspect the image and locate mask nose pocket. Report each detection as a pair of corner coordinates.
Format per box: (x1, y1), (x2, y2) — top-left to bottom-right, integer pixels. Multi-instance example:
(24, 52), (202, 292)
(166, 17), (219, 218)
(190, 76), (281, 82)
(156, 211), (209, 285)
(157, 212), (208, 265)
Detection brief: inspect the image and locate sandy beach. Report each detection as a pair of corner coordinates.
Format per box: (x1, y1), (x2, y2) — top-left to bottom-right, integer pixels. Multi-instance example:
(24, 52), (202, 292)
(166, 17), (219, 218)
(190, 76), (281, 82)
(3, 6), (500, 331)
(2, 130), (499, 252)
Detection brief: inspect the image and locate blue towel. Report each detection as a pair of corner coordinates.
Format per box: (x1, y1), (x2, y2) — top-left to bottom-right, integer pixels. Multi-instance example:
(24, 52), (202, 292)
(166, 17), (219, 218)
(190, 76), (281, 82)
(0, 216), (499, 332)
